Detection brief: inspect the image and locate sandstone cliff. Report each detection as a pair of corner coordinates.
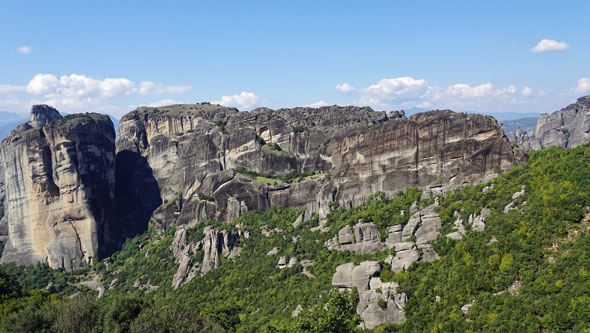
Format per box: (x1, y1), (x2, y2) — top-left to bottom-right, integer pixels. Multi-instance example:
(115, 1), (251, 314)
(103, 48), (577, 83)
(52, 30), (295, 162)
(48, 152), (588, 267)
(508, 95), (590, 152)
(0, 105), (116, 270)
(116, 103), (524, 229)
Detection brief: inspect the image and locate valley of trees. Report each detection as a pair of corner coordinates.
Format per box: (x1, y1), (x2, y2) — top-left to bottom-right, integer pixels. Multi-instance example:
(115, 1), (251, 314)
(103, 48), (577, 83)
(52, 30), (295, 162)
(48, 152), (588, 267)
(2, 144), (590, 331)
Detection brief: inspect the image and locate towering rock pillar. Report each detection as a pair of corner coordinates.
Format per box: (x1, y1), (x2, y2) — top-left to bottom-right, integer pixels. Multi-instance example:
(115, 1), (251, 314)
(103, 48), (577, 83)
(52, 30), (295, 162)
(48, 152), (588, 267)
(0, 105), (116, 270)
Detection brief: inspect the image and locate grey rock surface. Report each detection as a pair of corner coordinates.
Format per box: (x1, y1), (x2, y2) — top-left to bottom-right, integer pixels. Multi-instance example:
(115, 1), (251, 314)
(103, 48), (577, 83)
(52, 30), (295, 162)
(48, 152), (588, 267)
(470, 208), (491, 232)
(385, 225), (403, 247)
(266, 247), (279, 256)
(331, 262), (355, 288)
(326, 223), (385, 254)
(116, 104), (524, 231)
(414, 204), (442, 244)
(446, 211), (466, 240)
(171, 225), (244, 289)
(387, 245), (421, 273)
(332, 261), (407, 329)
(461, 300), (475, 315)
(0, 105), (116, 270)
(508, 95), (590, 151)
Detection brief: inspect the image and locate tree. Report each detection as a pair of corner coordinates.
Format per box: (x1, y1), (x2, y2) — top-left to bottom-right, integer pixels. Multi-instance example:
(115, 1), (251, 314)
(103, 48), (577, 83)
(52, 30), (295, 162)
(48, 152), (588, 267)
(291, 290), (361, 332)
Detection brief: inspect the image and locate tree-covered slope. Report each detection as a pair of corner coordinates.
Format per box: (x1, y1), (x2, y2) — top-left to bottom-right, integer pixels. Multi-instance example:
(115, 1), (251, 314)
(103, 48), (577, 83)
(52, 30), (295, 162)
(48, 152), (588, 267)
(1, 144), (590, 332)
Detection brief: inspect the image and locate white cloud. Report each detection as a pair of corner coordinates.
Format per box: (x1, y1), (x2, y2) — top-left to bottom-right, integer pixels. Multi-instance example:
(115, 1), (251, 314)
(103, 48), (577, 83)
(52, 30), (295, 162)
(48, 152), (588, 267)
(338, 76), (541, 112)
(364, 77), (428, 98)
(148, 99), (184, 107)
(17, 73), (194, 110)
(355, 77), (429, 108)
(213, 91), (261, 110)
(572, 78), (590, 95)
(17, 45), (32, 55)
(306, 100), (330, 108)
(335, 83), (355, 93)
(529, 39), (570, 53)
(26, 74), (59, 94)
(428, 83), (495, 100)
(522, 86), (532, 96)
(0, 84), (26, 94)
(138, 81), (193, 95)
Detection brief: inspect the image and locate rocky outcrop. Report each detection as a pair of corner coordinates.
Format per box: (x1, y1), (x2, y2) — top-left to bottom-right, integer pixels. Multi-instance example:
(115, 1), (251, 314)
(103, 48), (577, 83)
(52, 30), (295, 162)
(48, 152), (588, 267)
(325, 222), (384, 254)
(326, 201), (443, 272)
(389, 202), (442, 272)
(469, 208), (491, 232)
(171, 225), (246, 289)
(446, 212), (466, 240)
(332, 261), (407, 329)
(116, 103), (524, 229)
(0, 105), (116, 270)
(508, 95), (590, 152)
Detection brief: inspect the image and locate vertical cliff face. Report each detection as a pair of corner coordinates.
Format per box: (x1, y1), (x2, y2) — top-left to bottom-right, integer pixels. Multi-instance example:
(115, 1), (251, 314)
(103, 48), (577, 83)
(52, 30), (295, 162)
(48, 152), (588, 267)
(508, 95), (590, 152)
(116, 104), (524, 229)
(0, 105), (116, 270)
(324, 110), (523, 208)
(0, 160), (6, 247)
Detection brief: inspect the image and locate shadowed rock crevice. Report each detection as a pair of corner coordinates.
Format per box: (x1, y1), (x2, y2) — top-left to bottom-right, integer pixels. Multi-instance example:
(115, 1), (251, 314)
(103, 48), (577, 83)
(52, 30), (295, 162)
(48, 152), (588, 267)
(112, 150), (161, 251)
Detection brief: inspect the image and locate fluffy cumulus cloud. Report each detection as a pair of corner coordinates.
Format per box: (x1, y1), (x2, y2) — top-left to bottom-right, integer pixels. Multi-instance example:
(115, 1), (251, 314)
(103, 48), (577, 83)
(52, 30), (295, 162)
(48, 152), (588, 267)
(0, 73), (193, 115)
(522, 86), (533, 96)
(213, 92), (262, 110)
(306, 100), (330, 108)
(337, 76), (549, 112)
(148, 99), (184, 107)
(572, 78), (590, 95)
(17, 45), (32, 55)
(335, 83), (355, 93)
(356, 77), (429, 107)
(529, 39), (570, 53)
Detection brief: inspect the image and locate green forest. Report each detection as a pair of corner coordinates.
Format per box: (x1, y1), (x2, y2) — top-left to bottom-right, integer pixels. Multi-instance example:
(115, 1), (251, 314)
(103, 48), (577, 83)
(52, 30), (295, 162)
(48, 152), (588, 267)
(2, 144), (590, 332)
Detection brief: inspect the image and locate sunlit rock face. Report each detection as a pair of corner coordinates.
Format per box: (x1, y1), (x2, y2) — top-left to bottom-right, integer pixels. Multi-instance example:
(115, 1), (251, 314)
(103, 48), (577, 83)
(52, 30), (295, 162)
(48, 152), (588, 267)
(509, 95), (590, 152)
(0, 105), (116, 270)
(117, 104), (524, 229)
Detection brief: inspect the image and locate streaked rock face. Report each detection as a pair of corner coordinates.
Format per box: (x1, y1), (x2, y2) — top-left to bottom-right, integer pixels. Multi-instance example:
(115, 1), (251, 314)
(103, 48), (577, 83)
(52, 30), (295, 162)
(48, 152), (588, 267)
(116, 104), (525, 229)
(0, 105), (116, 270)
(509, 95), (590, 151)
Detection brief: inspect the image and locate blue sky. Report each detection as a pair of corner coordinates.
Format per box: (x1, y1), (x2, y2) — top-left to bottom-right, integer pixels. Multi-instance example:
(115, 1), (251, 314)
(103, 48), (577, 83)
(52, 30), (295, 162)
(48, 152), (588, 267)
(1, 0), (589, 118)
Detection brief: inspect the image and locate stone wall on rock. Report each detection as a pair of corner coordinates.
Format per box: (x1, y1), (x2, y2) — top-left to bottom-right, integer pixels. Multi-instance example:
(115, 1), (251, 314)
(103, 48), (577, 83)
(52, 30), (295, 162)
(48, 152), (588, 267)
(116, 104), (525, 229)
(0, 105), (116, 270)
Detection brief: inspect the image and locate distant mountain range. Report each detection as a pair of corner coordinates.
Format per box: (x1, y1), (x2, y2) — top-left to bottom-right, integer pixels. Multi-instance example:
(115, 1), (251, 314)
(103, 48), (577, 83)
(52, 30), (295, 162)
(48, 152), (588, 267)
(0, 112), (28, 141)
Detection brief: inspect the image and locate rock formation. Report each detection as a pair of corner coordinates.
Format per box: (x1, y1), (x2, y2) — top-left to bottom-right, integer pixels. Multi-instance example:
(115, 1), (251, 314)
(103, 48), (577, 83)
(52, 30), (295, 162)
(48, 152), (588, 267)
(332, 261), (407, 329)
(0, 105), (116, 270)
(116, 103), (524, 229)
(0, 102), (525, 271)
(325, 222), (384, 254)
(171, 225), (246, 288)
(508, 95), (590, 152)
(326, 200), (443, 272)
